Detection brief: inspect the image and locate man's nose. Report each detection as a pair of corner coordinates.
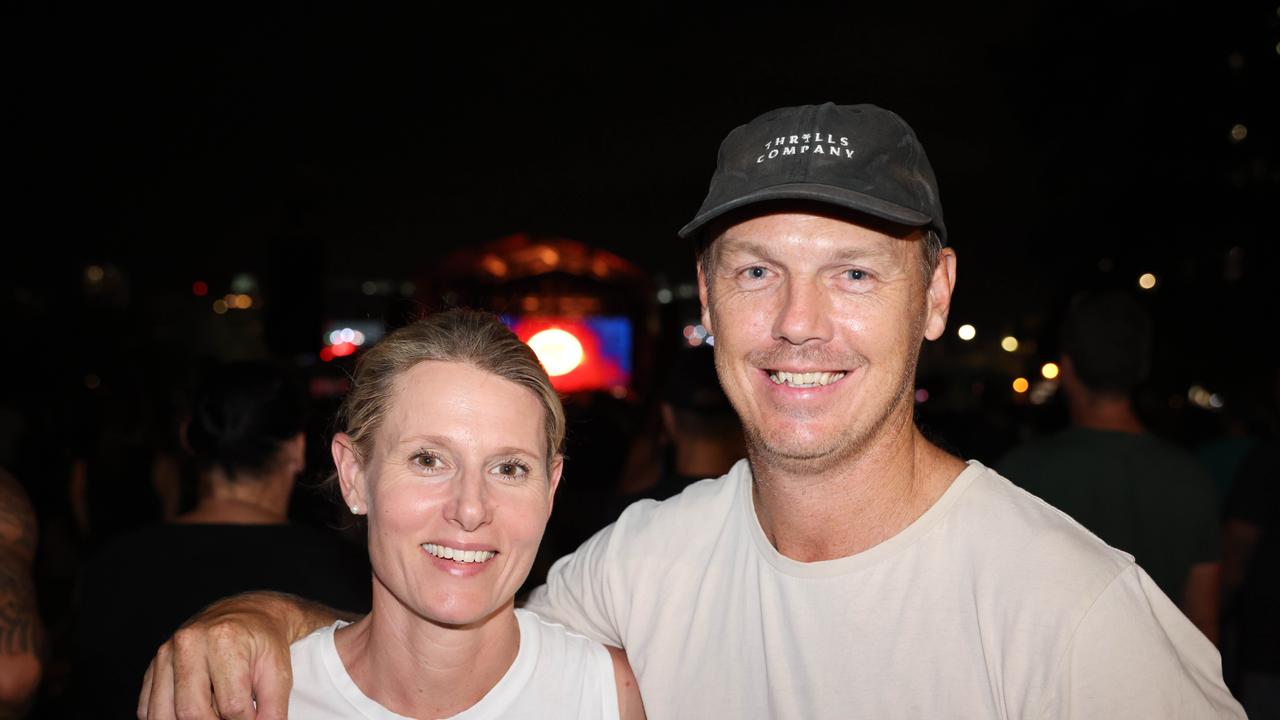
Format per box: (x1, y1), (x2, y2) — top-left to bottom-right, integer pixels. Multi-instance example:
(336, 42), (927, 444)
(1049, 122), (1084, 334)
(445, 467), (493, 532)
(772, 276), (833, 346)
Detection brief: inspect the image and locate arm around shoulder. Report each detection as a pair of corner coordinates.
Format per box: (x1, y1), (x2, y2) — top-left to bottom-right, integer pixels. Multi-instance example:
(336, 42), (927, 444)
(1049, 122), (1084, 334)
(137, 591), (354, 720)
(523, 517), (629, 647)
(607, 645), (645, 720)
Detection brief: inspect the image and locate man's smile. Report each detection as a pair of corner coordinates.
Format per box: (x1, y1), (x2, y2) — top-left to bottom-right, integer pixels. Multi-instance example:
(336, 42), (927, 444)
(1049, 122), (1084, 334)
(766, 370), (847, 388)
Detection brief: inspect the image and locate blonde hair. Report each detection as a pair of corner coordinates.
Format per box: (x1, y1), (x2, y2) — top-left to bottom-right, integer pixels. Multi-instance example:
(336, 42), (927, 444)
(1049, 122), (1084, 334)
(336, 309), (565, 474)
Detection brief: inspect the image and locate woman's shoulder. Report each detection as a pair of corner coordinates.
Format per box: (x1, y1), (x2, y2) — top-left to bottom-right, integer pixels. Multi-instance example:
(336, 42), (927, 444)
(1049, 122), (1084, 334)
(500, 609), (623, 718)
(514, 608), (610, 661)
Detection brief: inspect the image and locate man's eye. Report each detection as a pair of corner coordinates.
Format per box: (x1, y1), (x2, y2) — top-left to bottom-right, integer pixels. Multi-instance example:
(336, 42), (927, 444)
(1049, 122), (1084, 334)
(846, 269), (867, 281)
(495, 460), (530, 478)
(743, 266), (768, 280)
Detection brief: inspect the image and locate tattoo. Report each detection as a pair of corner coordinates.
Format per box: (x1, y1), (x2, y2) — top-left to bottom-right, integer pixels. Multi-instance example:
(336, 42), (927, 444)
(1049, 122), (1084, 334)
(0, 556), (42, 657)
(0, 470), (42, 659)
(0, 471), (35, 560)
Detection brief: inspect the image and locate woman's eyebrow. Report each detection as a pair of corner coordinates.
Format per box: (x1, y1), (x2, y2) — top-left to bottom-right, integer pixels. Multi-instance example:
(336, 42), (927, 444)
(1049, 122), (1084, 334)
(490, 446), (541, 459)
(395, 434), (452, 448)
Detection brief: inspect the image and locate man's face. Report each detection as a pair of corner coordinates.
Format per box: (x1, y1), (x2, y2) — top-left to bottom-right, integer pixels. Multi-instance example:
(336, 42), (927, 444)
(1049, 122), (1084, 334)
(698, 211), (956, 470)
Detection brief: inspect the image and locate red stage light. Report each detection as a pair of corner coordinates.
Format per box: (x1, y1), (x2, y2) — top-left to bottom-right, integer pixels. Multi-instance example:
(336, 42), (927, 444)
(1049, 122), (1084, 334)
(192, 281), (208, 296)
(509, 318), (626, 393)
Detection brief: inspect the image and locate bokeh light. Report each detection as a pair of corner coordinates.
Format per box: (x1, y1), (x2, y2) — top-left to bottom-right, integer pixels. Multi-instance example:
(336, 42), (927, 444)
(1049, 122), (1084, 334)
(527, 328), (585, 376)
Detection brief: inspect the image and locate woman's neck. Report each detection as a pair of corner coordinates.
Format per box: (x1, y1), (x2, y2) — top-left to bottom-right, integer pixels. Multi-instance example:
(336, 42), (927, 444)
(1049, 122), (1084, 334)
(336, 589), (520, 718)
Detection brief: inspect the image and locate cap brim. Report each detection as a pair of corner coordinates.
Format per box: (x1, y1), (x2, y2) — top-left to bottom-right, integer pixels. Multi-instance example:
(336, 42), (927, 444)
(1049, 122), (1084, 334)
(677, 183), (934, 239)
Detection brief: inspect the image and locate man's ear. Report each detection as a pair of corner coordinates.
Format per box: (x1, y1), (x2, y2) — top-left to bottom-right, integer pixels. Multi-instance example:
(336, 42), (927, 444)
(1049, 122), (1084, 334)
(697, 260), (715, 336)
(923, 248), (958, 341)
(331, 433), (367, 514)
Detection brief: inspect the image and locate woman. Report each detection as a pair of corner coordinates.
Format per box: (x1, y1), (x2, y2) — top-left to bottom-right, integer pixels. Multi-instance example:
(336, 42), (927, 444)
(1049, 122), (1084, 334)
(74, 362), (370, 719)
(289, 309), (644, 719)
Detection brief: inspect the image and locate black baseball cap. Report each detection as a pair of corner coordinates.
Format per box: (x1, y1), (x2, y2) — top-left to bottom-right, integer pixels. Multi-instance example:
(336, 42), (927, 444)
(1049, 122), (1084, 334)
(678, 103), (946, 244)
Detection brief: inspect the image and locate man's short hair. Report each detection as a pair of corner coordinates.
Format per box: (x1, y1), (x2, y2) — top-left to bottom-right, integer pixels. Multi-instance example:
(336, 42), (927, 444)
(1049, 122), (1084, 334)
(1060, 290), (1152, 395)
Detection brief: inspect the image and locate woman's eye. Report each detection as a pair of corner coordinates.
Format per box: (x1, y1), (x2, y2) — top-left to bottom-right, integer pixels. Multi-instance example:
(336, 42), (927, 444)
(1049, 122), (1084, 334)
(846, 269), (867, 281)
(412, 452), (442, 469)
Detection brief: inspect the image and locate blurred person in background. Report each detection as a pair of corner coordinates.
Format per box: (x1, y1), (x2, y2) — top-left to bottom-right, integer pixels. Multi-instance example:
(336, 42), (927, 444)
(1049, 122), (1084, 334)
(0, 467), (43, 719)
(71, 361), (370, 719)
(1222, 366), (1280, 718)
(617, 346), (744, 502)
(999, 290), (1221, 643)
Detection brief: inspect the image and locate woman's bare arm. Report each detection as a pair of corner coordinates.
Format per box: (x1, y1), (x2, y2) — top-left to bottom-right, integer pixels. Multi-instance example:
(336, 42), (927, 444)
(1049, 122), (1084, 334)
(607, 645), (646, 720)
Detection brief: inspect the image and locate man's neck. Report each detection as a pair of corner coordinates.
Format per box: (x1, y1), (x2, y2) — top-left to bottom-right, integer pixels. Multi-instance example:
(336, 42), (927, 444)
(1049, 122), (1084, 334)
(177, 470), (292, 524)
(748, 410), (966, 562)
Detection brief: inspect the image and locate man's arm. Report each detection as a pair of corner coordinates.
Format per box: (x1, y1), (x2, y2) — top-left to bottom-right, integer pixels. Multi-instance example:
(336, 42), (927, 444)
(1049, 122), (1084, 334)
(1182, 560), (1221, 645)
(1222, 518), (1261, 596)
(523, 510), (633, 648)
(1039, 566), (1243, 719)
(137, 591), (353, 720)
(0, 469), (43, 719)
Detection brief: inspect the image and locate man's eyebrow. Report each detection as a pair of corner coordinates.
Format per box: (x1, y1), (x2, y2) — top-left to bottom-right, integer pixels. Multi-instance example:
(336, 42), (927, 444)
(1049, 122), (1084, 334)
(716, 236), (776, 263)
(828, 245), (895, 263)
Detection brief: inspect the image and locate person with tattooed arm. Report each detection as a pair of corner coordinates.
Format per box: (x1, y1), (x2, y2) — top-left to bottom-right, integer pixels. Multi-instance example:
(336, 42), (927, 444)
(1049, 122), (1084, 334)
(0, 468), (43, 718)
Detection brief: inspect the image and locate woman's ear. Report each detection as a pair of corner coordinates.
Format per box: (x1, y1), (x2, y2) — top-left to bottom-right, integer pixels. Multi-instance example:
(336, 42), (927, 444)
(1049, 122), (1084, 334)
(547, 454), (564, 513)
(332, 433), (367, 514)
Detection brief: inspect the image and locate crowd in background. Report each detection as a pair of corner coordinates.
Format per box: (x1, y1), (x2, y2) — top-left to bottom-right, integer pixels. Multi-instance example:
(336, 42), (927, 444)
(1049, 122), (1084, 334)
(0, 290), (1276, 718)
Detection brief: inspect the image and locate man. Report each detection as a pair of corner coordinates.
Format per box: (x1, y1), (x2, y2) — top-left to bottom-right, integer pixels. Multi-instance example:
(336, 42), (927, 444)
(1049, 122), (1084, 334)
(1222, 390), (1280, 715)
(999, 290), (1222, 643)
(0, 468), (43, 718)
(138, 103), (1243, 718)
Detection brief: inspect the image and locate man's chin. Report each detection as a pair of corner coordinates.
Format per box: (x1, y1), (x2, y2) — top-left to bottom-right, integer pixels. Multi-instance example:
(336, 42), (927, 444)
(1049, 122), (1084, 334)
(749, 431), (847, 466)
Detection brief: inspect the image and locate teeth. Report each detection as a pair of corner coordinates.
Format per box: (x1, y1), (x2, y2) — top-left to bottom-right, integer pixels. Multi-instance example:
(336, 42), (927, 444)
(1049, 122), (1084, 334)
(422, 543), (496, 564)
(768, 371), (846, 388)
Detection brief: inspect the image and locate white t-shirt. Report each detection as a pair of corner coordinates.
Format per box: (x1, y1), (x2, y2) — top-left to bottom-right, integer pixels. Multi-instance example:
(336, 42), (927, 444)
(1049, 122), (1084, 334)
(525, 459), (1244, 719)
(289, 608), (619, 719)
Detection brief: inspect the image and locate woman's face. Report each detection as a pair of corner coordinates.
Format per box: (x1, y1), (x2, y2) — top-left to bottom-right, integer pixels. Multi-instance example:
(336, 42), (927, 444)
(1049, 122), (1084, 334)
(336, 360), (560, 627)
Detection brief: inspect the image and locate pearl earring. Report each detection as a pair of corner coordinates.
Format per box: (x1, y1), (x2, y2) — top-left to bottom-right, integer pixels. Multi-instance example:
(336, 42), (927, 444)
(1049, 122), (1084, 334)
(350, 504), (359, 514)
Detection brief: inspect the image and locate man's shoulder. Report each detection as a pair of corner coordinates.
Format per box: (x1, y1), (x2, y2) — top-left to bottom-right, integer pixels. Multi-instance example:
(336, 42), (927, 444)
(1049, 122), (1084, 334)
(611, 459), (748, 540)
(956, 462), (1135, 586)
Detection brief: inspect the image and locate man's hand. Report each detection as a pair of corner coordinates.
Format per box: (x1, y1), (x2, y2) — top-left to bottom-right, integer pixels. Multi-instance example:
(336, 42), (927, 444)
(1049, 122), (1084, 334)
(137, 592), (345, 720)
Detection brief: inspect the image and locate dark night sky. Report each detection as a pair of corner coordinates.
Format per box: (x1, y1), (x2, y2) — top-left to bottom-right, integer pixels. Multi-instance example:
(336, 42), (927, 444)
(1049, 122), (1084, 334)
(3, 1), (1277, 404)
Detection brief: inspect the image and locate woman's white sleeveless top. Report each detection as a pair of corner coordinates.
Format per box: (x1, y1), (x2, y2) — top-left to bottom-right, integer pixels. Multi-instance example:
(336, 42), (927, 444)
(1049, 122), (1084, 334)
(289, 609), (619, 719)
